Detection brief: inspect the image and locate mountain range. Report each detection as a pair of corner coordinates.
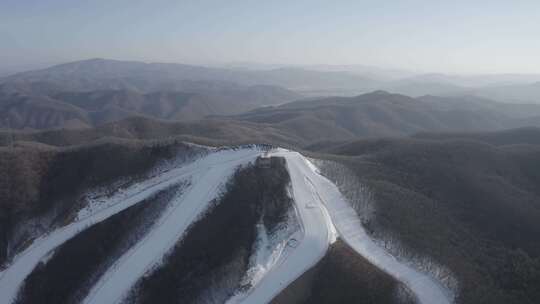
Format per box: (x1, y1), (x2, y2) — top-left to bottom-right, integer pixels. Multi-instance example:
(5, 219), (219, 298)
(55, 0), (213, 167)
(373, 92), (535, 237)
(1, 58), (540, 304)
(3, 58), (540, 102)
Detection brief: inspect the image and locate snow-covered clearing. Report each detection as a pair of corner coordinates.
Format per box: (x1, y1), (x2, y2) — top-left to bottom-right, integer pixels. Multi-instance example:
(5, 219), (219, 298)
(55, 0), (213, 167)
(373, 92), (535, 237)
(226, 206), (302, 304)
(241, 211), (301, 291)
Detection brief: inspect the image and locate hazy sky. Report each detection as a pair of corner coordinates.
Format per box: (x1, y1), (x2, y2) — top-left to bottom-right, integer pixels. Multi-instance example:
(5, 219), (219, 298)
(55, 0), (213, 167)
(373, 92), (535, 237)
(1, 0), (540, 74)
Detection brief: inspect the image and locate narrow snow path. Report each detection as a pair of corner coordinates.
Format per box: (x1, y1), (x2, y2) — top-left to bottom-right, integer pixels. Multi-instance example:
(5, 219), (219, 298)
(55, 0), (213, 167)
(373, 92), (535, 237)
(230, 149), (451, 304)
(297, 153), (453, 304)
(83, 153), (256, 304)
(226, 151), (337, 304)
(0, 148), (261, 304)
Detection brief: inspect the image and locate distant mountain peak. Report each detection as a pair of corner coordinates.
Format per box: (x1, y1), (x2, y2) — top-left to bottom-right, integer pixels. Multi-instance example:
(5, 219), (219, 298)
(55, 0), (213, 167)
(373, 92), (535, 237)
(81, 57), (109, 62)
(369, 90), (392, 95)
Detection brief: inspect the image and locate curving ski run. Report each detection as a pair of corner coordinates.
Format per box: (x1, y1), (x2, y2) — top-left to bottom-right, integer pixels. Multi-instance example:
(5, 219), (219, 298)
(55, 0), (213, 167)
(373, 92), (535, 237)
(226, 151), (338, 304)
(284, 150), (453, 304)
(0, 147), (452, 304)
(232, 149), (451, 304)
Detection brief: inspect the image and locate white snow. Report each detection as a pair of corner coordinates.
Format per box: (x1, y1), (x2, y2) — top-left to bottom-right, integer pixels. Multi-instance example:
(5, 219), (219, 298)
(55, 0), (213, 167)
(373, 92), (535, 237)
(226, 150), (337, 304)
(0, 147), (261, 304)
(226, 208), (302, 304)
(299, 155), (453, 304)
(83, 150), (260, 304)
(228, 149), (451, 304)
(0, 146), (452, 304)
(243, 222), (284, 288)
(77, 147), (208, 221)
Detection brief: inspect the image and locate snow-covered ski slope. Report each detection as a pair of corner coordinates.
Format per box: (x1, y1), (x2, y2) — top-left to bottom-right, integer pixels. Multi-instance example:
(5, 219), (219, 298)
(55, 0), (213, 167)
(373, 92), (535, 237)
(234, 149), (451, 304)
(83, 150), (261, 304)
(286, 150), (453, 304)
(0, 147), (261, 304)
(226, 151), (337, 304)
(0, 146), (452, 304)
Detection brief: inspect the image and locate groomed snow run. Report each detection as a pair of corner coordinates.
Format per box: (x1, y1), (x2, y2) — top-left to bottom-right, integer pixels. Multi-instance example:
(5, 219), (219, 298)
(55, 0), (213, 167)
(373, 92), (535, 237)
(226, 150), (337, 304)
(0, 147), (261, 304)
(0, 146), (452, 304)
(83, 150), (261, 304)
(230, 149), (452, 304)
(290, 151), (453, 304)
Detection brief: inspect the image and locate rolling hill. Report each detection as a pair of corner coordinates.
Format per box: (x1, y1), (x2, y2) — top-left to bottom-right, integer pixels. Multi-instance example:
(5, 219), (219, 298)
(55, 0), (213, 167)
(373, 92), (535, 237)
(0, 58), (379, 95)
(227, 91), (540, 140)
(0, 84), (300, 130)
(3, 91), (540, 147)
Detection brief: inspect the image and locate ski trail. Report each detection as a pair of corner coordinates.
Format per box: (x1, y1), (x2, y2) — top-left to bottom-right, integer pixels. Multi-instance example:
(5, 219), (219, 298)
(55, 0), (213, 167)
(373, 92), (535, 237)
(298, 153), (453, 304)
(226, 151), (336, 304)
(233, 149), (451, 304)
(0, 175), (191, 304)
(83, 150), (260, 304)
(0, 147), (261, 304)
(0, 146), (452, 304)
